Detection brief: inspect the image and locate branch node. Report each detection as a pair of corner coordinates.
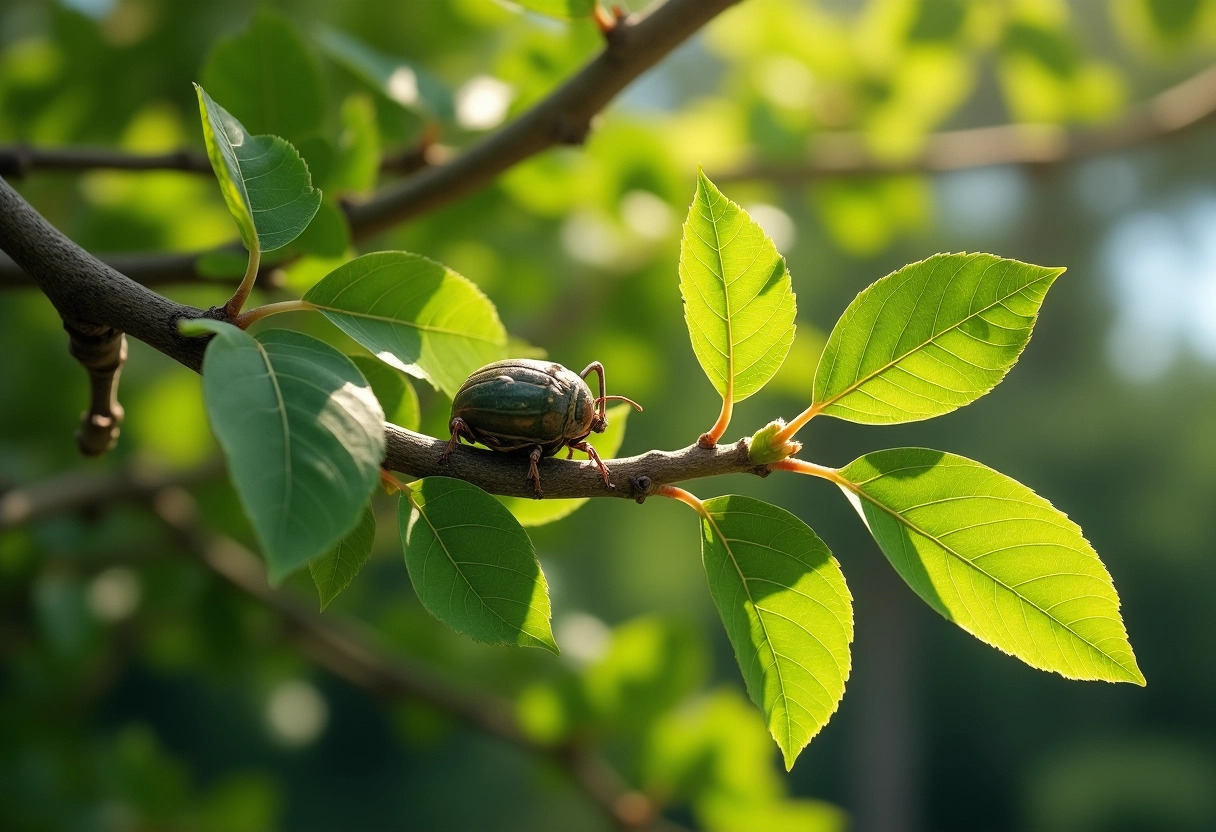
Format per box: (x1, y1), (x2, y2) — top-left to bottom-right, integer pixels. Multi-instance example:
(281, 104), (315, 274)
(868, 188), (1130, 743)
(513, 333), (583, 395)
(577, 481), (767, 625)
(551, 115), (592, 146)
(630, 474), (652, 503)
(64, 319), (127, 457)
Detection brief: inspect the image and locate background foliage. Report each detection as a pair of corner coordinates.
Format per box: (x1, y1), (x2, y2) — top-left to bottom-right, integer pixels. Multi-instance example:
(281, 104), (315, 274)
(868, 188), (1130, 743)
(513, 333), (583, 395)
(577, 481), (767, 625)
(3, 0), (1216, 830)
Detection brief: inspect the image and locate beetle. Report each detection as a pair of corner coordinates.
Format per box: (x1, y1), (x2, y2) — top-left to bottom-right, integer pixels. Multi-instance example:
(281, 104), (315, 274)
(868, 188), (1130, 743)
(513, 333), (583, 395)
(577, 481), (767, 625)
(439, 359), (642, 497)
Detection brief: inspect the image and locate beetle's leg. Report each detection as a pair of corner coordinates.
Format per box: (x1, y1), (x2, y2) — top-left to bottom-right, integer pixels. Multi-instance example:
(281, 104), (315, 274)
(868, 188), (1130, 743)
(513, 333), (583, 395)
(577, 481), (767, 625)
(579, 362), (607, 425)
(568, 440), (612, 488)
(527, 446), (544, 498)
(566, 446), (575, 460)
(441, 417), (475, 464)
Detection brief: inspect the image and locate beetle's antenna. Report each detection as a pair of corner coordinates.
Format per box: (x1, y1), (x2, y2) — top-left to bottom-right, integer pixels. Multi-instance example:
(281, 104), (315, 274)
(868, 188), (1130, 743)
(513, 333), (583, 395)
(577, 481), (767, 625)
(597, 394), (643, 412)
(580, 362), (608, 423)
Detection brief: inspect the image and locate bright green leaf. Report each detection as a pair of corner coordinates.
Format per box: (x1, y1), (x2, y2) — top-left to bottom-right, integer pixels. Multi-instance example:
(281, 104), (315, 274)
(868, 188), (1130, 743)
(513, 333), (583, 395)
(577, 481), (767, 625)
(699, 495), (853, 770)
(310, 505), (376, 610)
(837, 448), (1144, 685)
(680, 171), (796, 404)
(351, 355), (421, 431)
(315, 25), (453, 119)
(194, 84), (322, 253)
(400, 477), (557, 653)
(187, 320), (385, 583)
(200, 9), (325, 143)
(498, 402), (633, 527)
(512, 0), (595, 19)
(813, 253), (1063, 424)
(303, 251), (507, 398)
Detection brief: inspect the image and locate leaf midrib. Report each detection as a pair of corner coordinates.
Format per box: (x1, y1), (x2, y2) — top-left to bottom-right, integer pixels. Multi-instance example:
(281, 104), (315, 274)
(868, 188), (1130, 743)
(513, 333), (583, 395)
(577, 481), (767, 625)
(703, 509), (793, 749)
(252, 337), (293, 549)
(704, 185), (735, 403)
(816, 268), (1054, 413)
(843, 477), (1136, 679)
(311, 302), (504, 343)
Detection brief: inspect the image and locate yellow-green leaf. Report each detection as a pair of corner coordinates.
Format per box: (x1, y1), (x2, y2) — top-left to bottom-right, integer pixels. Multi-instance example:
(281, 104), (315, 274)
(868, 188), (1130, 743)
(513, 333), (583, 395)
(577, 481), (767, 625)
(813, 253), (1062, 424)
(680, 171), (796, 405)
(700, 496), (853, 770)
(838, 448), (1144, 685)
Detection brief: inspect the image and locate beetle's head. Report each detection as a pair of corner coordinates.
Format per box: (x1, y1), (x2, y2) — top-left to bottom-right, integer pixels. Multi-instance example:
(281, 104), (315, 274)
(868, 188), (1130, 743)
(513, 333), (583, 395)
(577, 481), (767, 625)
(593, 394), (643, 433)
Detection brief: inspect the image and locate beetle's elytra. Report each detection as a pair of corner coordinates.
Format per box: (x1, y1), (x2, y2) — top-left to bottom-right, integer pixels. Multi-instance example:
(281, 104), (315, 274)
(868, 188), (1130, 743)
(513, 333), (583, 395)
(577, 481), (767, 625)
(439, 359), (642, 498)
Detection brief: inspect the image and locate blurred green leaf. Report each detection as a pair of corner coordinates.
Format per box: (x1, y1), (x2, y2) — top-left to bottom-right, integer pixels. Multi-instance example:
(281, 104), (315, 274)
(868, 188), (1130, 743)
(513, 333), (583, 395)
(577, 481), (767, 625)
(837, 448), (1144, 685)
(185, 320), (385, 583)
(499, 402), (633, 527)
(511, 0), (595, 20)
(304, 251), (508, 398)
(699, 495), (853, 770)
(812, 253), (1062, 424)
(292, 198), (350, 259)
(310, 505), (377, 610)
(400, 477), (557, 653)
(200, 9), (325, 143)
(332, 93), (381, 194)
(680, 171), (796, 405)
(194, 84), (322, 254)
(351, 355), (421, 431)
(315, 25), (453, 120)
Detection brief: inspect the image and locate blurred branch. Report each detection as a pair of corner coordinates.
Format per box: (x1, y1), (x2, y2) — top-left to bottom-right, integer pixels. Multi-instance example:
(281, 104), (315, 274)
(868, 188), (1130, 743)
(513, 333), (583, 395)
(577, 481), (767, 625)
(0, 145), (213, 177)
(0, 0), (739, 289)
(716, 62), (1216, 183)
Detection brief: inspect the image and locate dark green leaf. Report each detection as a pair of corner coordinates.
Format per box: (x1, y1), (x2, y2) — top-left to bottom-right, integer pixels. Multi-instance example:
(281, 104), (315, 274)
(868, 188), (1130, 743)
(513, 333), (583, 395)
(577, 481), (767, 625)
(304, 251), (507, 398)
(350, 355), (421, 431)
(837, 448), (1144, 684)
(310, 505), (376, 610)
(184, 320), (385, 583)
(315, 25), (453, 120)
(400, 477), (557, 652)
(200, 9), (325, 143)
(194, 84), (322, 253)
(700, 495), (853, 769)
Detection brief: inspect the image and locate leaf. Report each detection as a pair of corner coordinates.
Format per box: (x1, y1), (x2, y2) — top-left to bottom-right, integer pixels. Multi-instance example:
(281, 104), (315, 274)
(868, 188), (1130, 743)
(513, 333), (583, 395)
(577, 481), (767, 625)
(399, 477), (557, 653)
(812, 253), (1063, 424)
(303, 251), (507, 398)
(498, 402), (633, 527)
(315, 25), (453, 120)
(350, 355), (421, 431)
(292, 199), (350, 259)
(837, 448), (1144, 685)
(310, 505), (376, 610)
(680, 171), (796, 404)
(512, 0), (596, 19)
(185, 320), (385, 583)
(699, 495), (853, 770)
(331, 93), (381, 195)
(200, 9), (326, 144)
(194, 84), (322, 254)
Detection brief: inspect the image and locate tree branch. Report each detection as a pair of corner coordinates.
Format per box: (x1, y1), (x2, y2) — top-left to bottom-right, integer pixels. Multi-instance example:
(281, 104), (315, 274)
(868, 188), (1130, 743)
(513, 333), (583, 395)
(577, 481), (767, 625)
(0, 0), (740, 289)
(0, 175), (770, 499)
(715, 62), (1216, 183)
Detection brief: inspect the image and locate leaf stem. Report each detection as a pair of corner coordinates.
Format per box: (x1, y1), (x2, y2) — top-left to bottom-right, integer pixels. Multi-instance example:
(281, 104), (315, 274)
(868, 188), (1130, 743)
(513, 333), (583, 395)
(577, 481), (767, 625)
(773, 403), (821, 444)
(223, 244), (261, 318)
(700, 391), (734, 448)
(769, 457), (843, 484)
(654, 483), (708, 517)
(232, 299), (316, 329)
(380, 469), (410, 494)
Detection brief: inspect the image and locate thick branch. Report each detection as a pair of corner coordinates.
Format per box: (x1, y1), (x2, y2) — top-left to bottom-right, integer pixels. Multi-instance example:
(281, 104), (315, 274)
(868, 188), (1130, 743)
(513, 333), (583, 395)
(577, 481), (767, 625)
(715, 62), (1216, 183)
(0, 177), (215, 370)
(0, 175), (768, 499)
(343, 0), (740, 237)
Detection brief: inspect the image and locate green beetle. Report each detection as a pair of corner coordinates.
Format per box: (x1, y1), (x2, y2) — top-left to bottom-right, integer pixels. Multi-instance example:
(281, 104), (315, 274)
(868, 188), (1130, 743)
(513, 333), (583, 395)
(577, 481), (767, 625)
(440, 359), (642, 497)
